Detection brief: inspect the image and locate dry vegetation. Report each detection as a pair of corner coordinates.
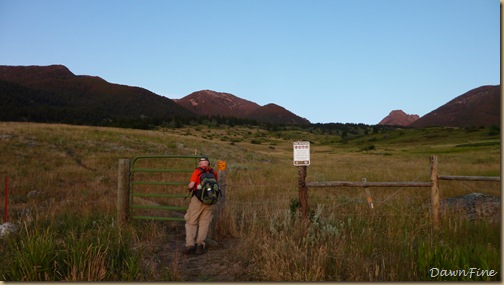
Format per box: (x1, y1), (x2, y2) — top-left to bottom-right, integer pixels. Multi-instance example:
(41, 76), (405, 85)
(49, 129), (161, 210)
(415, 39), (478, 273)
(0, 122), (500, 281)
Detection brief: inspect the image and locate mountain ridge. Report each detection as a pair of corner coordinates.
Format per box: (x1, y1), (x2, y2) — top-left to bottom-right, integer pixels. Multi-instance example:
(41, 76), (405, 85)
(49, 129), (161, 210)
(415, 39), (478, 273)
(0, 65), (309, 126)
(175, 89), (310, 125)
(0, 65), (195, 126)
(0, 64), (499, 128)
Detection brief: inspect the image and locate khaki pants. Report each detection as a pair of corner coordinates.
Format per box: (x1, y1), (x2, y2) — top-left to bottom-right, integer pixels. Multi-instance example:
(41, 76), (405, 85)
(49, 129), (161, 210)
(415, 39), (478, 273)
(185, 196), (213, 247)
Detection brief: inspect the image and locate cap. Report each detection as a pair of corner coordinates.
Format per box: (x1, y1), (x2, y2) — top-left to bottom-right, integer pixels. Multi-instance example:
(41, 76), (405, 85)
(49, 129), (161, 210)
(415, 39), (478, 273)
(199, 156), (209, 162)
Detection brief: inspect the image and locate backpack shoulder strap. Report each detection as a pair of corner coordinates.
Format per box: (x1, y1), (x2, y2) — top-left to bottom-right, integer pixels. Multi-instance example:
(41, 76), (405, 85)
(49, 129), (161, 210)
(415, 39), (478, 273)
(191, 168), (206, 197)
(199, 167), (216, 174)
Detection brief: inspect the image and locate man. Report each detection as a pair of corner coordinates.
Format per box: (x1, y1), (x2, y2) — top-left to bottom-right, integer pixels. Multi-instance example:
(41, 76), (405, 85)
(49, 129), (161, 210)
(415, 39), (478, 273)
(184, 155), (218, 255)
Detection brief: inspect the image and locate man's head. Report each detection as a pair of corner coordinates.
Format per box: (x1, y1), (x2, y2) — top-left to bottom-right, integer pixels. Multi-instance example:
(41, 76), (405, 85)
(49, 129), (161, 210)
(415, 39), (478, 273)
(198, 156), (210, 167)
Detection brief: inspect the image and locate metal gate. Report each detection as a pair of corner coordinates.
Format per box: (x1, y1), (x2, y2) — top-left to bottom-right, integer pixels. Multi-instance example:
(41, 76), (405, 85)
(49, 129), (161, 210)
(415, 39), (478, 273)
(130, 155), (200, 221)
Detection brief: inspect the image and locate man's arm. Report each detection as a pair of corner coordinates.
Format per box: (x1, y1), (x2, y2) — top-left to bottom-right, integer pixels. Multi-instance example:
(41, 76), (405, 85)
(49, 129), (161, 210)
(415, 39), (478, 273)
(188, 181), (196, 190)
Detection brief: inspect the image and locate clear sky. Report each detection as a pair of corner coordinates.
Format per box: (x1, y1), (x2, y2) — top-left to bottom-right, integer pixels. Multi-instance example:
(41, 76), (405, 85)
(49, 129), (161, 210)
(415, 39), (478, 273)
(0, 0), (500, 125)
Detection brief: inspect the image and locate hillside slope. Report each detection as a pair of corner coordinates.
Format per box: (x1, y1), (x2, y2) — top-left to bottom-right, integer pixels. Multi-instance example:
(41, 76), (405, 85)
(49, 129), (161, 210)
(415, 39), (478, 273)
(175, 89), (310, 125)
(408, 85), (501, 128)
(174, 90), (260, 118)
(246, 103), (310, 125)
(0, 65), (195, 126)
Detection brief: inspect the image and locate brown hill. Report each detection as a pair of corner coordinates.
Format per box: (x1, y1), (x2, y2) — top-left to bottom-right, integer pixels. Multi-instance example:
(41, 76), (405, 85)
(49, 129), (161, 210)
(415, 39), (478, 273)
(408, 85), (501, 128)
(174, 90), (260, 118)
(246, 103), (310, 125)
(0, 64), (75, 83)
(175, 89), (310, 125)
(0, 65), (310, 126)
(0, 65), (194, 126)
(378, 110), (419, 126)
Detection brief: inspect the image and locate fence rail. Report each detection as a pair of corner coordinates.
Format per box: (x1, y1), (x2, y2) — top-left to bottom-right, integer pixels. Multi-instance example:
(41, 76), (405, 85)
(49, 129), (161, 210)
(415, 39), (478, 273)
(438, 175), (500, 182)
(307, 181), (433, 188)
(131, 155), (200, 222)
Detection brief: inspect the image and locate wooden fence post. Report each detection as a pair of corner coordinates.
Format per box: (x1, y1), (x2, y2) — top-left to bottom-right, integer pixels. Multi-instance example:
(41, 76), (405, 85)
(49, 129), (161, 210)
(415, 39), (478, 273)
(117, 159), (131, 228)
(4, 176), (8, 223)
(362, 178), (374, 209)
(430, 155), (439, 229)
(298, 165), (308, 218)
(210, 160), (227, 240)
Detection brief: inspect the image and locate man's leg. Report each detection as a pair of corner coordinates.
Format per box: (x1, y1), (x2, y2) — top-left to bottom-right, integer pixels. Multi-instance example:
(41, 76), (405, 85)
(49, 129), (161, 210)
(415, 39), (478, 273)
(195, 205), (214, 246)
(184, 196), (204, 247)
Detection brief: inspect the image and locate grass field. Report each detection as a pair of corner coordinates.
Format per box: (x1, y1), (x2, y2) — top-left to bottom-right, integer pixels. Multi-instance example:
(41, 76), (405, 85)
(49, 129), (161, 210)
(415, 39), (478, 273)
(0, 122), (500, 281)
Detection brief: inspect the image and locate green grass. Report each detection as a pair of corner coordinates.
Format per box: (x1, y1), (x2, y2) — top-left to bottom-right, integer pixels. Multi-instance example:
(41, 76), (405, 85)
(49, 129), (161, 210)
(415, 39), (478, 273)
(2, 215), (141, 281)
(0, 122), (500, 281)
(416, 220), (500, 281)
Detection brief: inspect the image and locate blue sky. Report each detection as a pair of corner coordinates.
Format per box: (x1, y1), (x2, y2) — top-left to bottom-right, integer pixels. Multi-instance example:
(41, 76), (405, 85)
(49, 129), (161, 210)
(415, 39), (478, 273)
(0, 0), (500, 124)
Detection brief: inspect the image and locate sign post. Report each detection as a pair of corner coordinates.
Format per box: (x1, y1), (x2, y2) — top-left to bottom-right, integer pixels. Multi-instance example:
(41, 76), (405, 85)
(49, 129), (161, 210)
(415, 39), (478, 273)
(4, 176), (8, 223)
(294, 141), (310, 218)
(210, 160), (227, 240)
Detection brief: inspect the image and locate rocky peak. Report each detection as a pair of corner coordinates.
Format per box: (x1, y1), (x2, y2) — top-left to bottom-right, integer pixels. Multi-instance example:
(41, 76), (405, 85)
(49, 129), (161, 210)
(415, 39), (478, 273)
(378, 110), (419, 126)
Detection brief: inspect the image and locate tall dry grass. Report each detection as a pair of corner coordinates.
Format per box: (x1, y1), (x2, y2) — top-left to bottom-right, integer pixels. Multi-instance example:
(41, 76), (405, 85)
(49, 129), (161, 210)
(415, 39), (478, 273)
(0, 122), (500, 281)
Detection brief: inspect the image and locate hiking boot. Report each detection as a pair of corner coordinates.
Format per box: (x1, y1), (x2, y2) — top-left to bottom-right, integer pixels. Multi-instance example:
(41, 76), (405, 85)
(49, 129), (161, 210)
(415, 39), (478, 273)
(195, 243), (207, 255)
(183, 245), (195, 255)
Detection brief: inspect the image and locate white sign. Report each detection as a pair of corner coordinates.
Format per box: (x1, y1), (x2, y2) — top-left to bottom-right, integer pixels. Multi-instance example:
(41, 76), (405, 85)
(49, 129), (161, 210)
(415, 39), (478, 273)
(293, 141), (310, 166)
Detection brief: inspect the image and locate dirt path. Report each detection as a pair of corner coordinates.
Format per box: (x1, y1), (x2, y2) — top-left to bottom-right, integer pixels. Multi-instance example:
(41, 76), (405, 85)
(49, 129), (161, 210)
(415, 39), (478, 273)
(132, 197), (247, 281)
(157, 223), (246, 282)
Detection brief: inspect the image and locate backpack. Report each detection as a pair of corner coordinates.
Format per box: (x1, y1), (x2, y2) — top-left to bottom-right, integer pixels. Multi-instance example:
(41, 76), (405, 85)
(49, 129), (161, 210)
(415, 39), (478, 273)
(193, 167), (220, 205)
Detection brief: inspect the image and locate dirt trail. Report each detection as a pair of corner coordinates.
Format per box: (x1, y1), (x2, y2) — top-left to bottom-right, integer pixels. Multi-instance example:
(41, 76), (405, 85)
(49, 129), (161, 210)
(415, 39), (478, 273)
(157, 223), (245, 282)
(133, 197), (246, 281)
